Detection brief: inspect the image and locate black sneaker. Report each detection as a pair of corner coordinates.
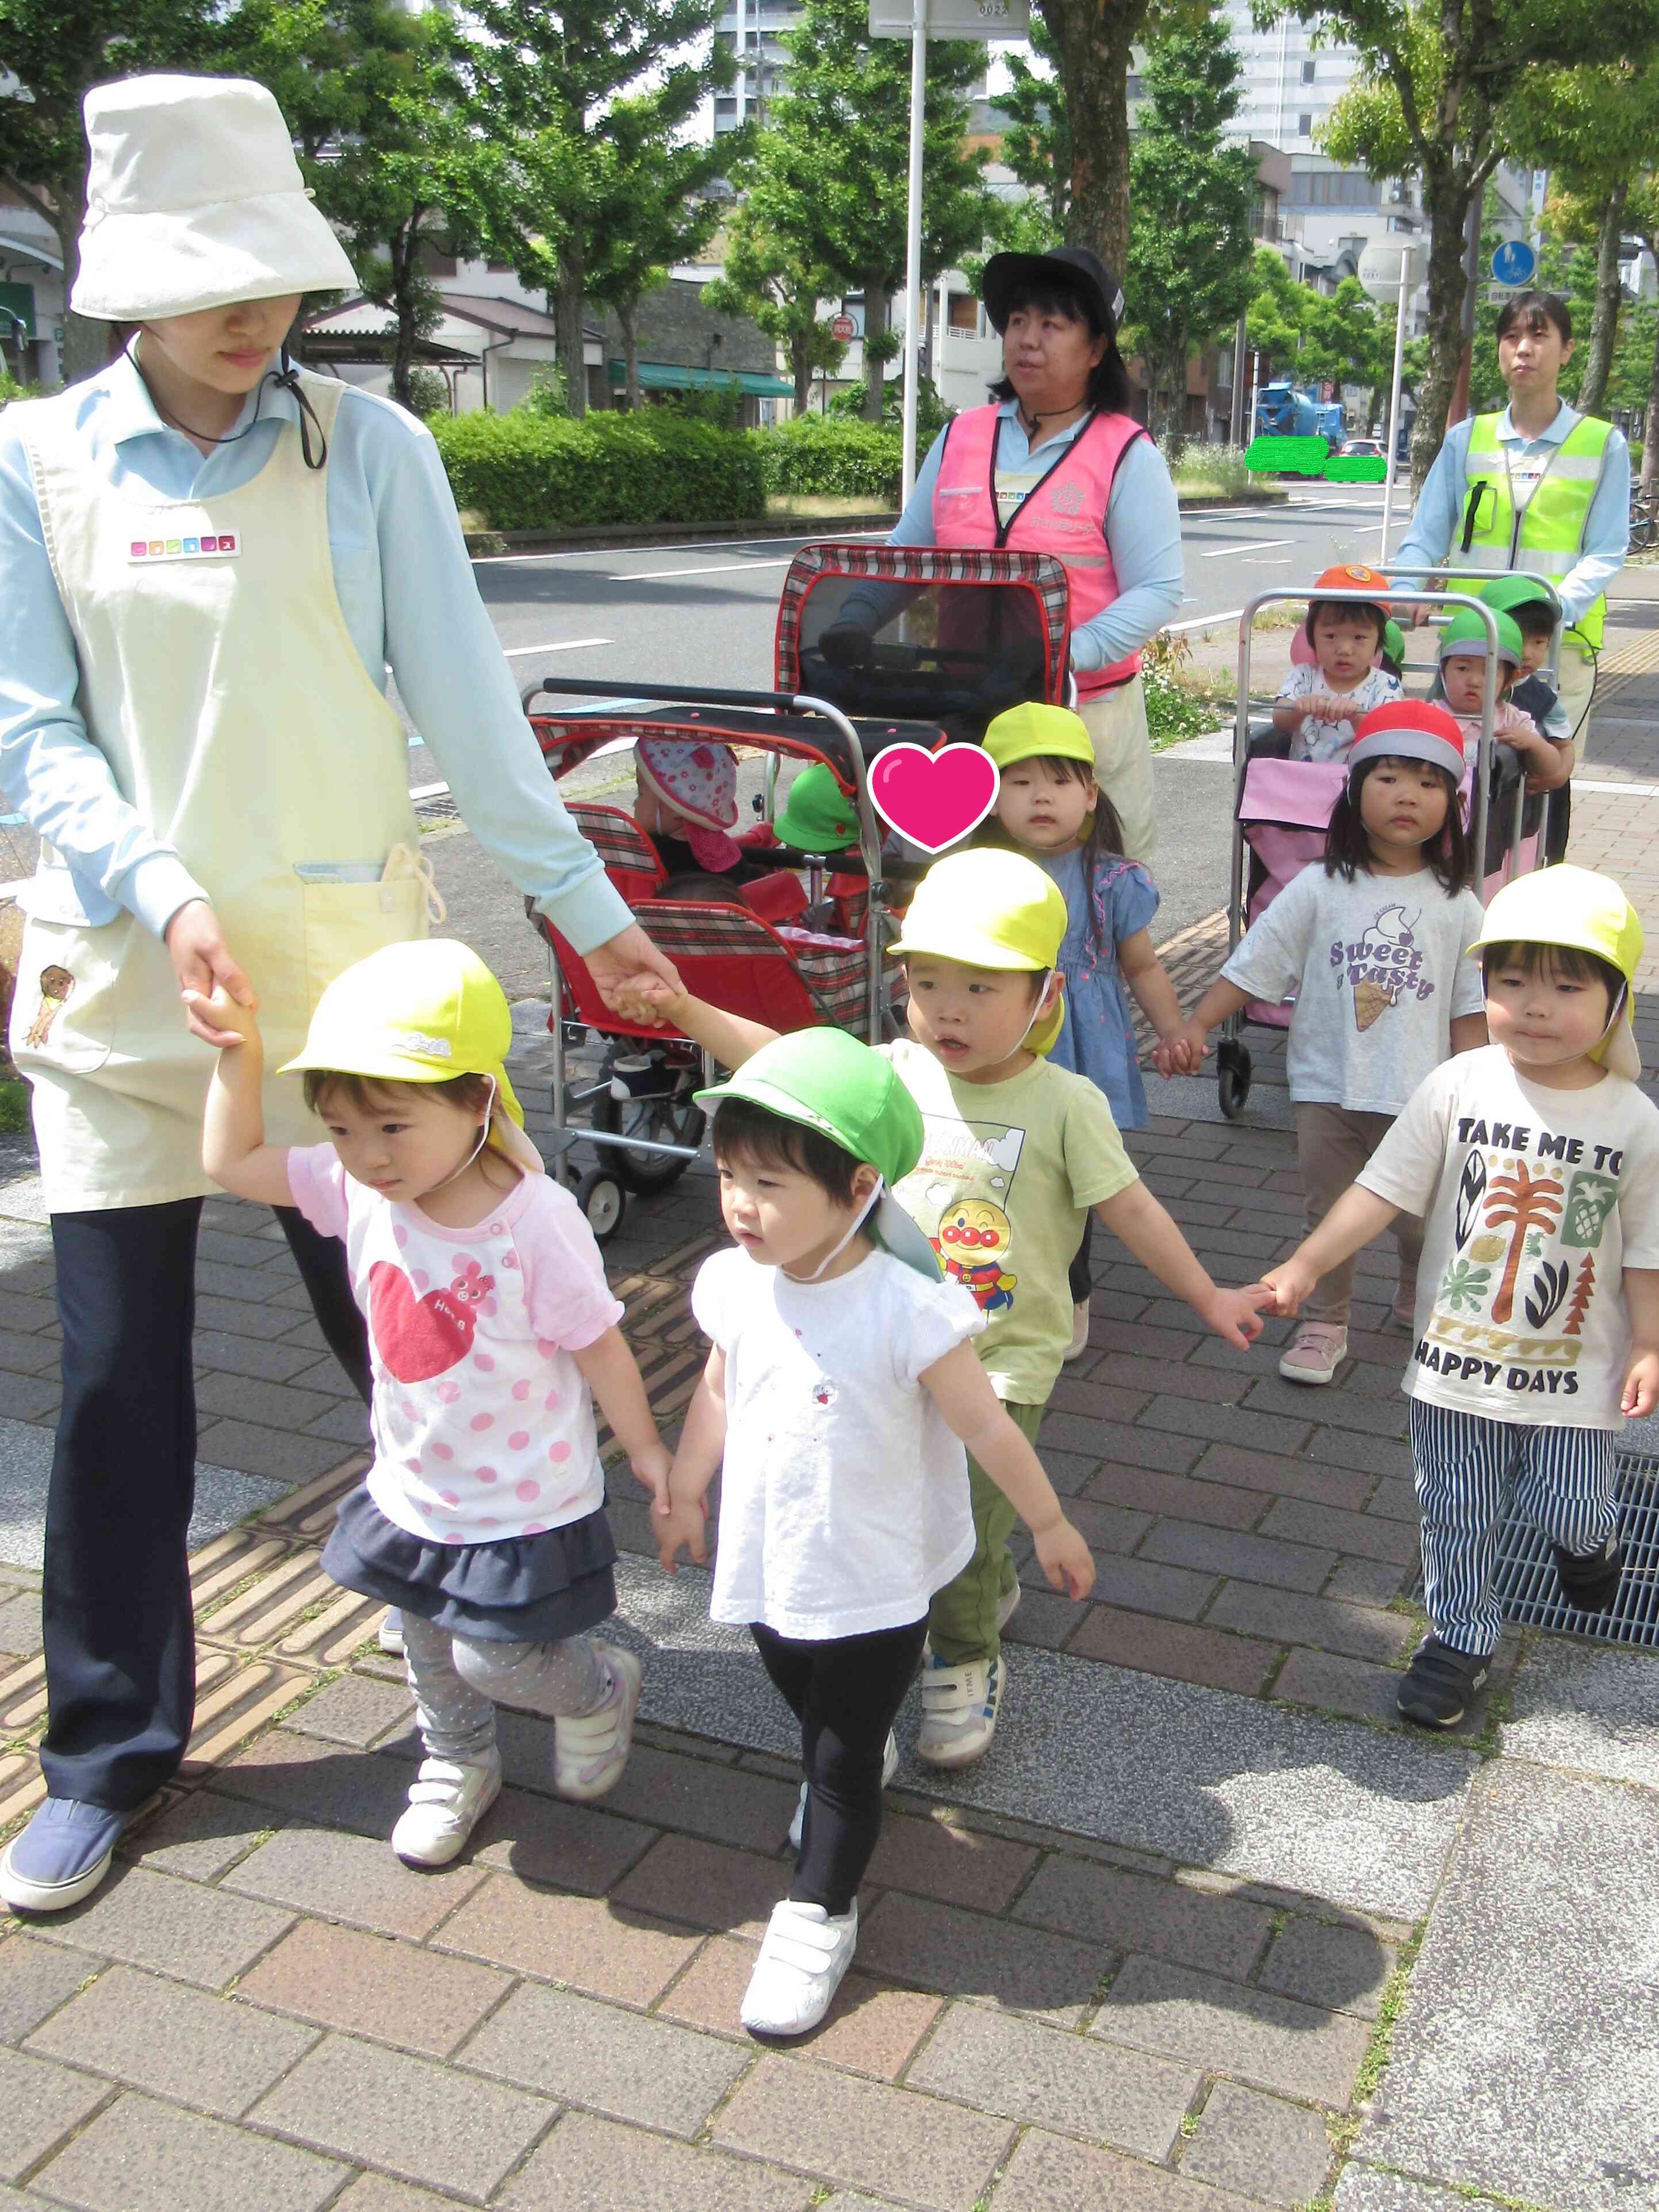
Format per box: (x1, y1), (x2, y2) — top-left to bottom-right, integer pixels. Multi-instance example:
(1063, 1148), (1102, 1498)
(1552, 1534), (1624, 1614)
(1397, 1636), (1491, 1730)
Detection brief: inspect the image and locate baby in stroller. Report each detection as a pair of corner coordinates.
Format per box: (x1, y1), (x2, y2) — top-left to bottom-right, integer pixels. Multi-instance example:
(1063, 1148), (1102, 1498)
(1273, 564), (1403, 761)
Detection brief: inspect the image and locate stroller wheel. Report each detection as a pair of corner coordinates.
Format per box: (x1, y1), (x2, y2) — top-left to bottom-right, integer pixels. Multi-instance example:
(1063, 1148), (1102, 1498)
(592, 1078), (706, 1192)
(575, 1167), (627, 1244)
(1217, 1039), (1252, 1121)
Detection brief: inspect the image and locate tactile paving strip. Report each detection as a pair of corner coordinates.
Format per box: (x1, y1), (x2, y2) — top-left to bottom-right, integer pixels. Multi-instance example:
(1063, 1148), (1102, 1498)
(1405, 1455), (1659, 1646)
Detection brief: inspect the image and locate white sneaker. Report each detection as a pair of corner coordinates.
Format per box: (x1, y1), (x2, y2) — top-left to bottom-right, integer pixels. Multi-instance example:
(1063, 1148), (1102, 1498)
(1278, 1321), (1347, 1385)
(788, 1730), (898, 1852)
(1063, 1298), (1091, 1362)
(377, 1610), (405, 1657)
(554, 1644), (642, 1800)
(917, 1652), (1002, 1768)
(391, 1751), (501, 1868)
(741, 1898), (859, 2037)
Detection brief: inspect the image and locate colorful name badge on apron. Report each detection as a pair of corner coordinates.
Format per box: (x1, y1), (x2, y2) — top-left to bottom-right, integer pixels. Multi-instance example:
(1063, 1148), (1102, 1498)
(127, 532), (240, 562)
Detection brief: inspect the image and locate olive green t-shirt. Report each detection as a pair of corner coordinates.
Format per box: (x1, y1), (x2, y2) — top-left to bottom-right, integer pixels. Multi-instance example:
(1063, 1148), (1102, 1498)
(883, 1040), (1139, 1405)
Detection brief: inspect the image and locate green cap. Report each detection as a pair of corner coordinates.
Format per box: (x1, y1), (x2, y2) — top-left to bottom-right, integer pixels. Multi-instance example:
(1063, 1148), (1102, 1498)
(774, 763), (859, 854)
(1439, 607), (1523, 668)
(1382, 619), (1405, 665)
(696, 1029), (942, 1280)
(1478, 574), (1558, 623)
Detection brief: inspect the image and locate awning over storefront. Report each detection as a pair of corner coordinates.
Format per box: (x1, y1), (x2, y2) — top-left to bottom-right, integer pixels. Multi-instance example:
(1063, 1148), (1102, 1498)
(608, 359), (795, 397)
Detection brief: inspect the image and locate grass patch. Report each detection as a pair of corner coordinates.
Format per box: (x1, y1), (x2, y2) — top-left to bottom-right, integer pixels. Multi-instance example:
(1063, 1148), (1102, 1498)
(1143, 629), (1231, 750)
(1328, 1925), (1426, 2162)
(1166, 443), (1256, 501)
(0, 1080), (26, 1137)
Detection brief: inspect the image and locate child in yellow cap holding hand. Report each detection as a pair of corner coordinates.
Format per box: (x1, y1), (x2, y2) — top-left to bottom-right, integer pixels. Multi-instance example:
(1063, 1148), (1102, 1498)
(194, 942), (670, 1869)
(980, 701), (1190, 1359)
(1261, 867), (1659, 1730)
(621, 848), (1270, 1769)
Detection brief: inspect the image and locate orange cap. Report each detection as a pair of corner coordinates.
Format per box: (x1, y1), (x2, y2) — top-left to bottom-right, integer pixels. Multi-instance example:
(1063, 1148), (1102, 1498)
(1311, 563), (1391, 597)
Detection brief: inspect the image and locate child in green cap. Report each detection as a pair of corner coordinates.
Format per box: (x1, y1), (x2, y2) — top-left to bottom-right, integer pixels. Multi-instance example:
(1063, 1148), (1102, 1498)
(1430, 608), (1569, 792)
(624, 848), (1270, 1776)
(656, 1026), (1094, 2038)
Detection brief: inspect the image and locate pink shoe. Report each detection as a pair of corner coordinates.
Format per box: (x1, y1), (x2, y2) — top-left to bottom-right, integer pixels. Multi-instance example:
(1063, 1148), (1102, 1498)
(1278, 1322), (1347, 1386)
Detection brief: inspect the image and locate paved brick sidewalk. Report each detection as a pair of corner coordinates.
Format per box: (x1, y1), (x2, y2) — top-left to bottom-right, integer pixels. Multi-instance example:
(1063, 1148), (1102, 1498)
(2, 596), (1659, 2209)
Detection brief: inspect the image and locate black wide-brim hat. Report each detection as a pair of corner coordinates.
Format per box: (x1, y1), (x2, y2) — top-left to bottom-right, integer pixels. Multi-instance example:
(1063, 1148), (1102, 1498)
(980, 245), (1125, 340)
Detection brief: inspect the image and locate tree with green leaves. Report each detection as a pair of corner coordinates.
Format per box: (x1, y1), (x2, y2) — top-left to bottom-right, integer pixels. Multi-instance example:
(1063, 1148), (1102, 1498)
(716, 0), (990, 423)
(241, 0), (498, 408)
(1032, 0), (1148, 277)
(1283, 0), (1659, 486)
(453, 0), (732, 416)
(998, 13), (1070, 237)
(1124, 13), (1255, 446)
(701, 206), (847, 412)
(1245, 247), (1393, 427)
(0, 0), (229, 382)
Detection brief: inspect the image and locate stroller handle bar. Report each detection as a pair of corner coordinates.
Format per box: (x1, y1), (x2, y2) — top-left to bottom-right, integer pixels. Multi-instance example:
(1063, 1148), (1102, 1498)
(524, 676), (818, 716)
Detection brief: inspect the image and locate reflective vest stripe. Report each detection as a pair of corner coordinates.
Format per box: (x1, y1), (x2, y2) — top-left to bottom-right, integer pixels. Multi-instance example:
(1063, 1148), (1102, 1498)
(1454, 411), (1614, 652)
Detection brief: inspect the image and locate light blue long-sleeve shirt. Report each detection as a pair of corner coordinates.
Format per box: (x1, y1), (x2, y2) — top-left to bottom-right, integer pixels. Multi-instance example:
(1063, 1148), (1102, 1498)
(1392, 401), (1629, 630)
(892, 403), (1185, 670)
(0, 353), (632, 950)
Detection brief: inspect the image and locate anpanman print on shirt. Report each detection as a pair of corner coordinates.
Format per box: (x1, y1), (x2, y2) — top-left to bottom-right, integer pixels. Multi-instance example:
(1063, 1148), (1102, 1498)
(901, 1115), (1028, 1318)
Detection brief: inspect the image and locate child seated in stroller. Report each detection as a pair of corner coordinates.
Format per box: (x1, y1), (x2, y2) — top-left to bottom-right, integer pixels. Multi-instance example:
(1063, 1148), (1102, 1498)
(1273, 565), (1403, 762)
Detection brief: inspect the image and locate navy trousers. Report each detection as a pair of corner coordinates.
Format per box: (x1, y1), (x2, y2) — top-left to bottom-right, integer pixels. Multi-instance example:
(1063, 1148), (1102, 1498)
(40, 1198), (369, 1810)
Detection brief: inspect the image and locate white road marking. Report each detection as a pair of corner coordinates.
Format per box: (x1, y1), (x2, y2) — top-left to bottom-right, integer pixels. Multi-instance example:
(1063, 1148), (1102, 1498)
(1573, 778), (1659, 797)
(503, 637), (613, 658)
(611, 557), (798, 582)
(1199, 539), (1293, 558)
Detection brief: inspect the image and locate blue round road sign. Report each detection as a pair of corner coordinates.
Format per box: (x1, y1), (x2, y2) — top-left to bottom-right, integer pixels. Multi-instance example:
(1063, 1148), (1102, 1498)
(1492, 239), (1538, 287)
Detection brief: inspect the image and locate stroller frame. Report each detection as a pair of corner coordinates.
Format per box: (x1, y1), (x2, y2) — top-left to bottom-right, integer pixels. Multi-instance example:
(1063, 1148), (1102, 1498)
(1218, 575), (1562, 1120)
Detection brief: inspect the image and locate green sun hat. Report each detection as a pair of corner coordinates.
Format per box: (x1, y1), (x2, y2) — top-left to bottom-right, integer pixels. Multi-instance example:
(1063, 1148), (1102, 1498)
(774, 762), (860, 854)
(1478, 574), (1559, 624)
(1382, 619), (1406, 667)
(1439, 606), (1524, 668)
(695, 1029), (942, 1280)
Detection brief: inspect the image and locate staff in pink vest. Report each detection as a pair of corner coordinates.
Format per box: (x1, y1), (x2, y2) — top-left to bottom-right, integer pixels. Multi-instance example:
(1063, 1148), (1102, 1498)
(888, 247), (1183, 860)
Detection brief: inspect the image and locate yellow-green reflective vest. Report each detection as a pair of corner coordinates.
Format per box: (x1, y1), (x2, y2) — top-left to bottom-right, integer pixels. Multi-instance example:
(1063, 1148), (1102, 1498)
(1452, 411), (1615, 654)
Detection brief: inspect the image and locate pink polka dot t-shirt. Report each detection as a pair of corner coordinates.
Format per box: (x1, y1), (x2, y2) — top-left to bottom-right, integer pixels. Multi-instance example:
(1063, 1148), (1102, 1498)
(287, 1149), (624, 1546)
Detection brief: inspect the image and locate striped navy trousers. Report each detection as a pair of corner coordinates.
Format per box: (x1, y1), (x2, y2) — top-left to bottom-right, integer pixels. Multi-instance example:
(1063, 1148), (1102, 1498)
(1409, 1402), (1619, 1657)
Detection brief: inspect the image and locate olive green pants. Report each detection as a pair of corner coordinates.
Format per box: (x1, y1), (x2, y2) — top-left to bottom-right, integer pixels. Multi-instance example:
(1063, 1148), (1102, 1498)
(927, 1401), (1046, 1667)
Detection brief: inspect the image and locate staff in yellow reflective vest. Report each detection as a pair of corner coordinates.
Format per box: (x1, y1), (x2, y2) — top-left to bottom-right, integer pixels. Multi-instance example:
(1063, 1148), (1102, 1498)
(1395, 290), (1630, 757)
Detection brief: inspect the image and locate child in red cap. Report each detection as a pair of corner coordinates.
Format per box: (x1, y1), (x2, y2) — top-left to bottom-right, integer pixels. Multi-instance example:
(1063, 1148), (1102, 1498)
(1163, 703), (1488, 1383)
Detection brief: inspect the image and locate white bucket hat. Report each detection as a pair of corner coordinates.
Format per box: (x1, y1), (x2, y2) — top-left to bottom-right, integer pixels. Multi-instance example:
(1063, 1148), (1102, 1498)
(71, 75), (357, 322)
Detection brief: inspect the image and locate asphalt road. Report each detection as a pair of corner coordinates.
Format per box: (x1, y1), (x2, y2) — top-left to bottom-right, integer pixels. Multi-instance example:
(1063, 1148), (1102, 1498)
(427, 482), (1403, 977)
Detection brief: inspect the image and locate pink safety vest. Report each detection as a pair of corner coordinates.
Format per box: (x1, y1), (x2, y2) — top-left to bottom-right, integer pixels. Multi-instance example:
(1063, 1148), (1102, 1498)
(930, 403), (1148, 693)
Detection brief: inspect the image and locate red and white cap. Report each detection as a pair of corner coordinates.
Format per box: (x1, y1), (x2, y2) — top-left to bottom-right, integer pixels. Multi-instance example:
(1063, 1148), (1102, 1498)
(635, 736), (742, 870)
(1345, 701), (1465, 785)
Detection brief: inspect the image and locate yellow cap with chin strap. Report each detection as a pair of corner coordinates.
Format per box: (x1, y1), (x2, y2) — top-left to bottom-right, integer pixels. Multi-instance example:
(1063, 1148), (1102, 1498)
(888, 848), (1068, 1056)
(280, 939), (544, 1175)
(1466, 865), (1644, 1081)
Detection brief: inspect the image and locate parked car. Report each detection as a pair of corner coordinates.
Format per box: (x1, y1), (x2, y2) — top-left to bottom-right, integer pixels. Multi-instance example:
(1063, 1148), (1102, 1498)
(1336, 437), (1382, 458)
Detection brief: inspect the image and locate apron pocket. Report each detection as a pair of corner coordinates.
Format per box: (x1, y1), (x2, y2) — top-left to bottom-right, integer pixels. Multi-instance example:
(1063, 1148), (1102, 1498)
(8, 913), (127, 1075)
(301, 872), (427, 1008)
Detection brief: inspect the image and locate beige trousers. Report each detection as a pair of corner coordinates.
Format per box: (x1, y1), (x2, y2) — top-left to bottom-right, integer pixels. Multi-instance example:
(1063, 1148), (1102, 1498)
(1297, 1102), (1424, 1325)
(1079, 675), (1157, 862)
(1556, 641), (1595, 757)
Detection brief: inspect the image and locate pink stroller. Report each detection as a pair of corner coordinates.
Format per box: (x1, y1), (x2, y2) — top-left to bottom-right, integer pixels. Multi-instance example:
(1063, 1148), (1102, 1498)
(1218, 580), (1559, 1120)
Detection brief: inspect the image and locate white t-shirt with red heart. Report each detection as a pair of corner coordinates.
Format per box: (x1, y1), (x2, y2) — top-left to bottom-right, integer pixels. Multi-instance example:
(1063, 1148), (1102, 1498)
(288, 1147), (623, 1545)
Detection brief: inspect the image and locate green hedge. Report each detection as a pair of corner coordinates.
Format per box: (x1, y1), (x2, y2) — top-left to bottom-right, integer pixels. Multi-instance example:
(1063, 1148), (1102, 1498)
(752, 415), (903, 504)
(430, 410), (765, 531)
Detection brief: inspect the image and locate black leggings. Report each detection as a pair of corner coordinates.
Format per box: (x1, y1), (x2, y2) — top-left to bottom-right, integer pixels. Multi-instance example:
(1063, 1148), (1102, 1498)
(41, 1197), (369, 1809)
(752, 1615), (928, 1917)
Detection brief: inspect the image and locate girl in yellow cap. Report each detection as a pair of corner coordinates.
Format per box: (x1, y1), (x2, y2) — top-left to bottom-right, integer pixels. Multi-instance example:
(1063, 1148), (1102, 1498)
(1261, 867), (1659, 1729)
(980, 701), (1190, 1359)
(184, 943), (672, 1877)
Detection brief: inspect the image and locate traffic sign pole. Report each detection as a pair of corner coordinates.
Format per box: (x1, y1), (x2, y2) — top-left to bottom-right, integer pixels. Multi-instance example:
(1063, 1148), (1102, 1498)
(900, 0), (927, 505)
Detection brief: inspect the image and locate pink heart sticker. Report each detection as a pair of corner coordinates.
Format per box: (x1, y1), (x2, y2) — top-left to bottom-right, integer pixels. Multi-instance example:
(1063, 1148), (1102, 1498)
(868, 743), (999, 856)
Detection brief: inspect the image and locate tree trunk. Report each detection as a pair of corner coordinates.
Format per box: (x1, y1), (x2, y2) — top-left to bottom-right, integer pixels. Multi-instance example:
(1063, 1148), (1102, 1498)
(1577, 180), (1629, 420)
(1410, 156), (1476, 497)
(46, 175), (104, 388)
(618, 298), (642, 412)
(1037, 0), (1143, 278)
(389, 220), (420, 410)
(556, 244), (588, 420)
(791, 327), (813, 413)
(861, 279), (888, 424)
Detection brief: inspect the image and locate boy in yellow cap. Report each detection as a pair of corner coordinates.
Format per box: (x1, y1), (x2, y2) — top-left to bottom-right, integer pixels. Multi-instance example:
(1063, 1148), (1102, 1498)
(620, 848), (1270, 1767)
(1262, 867), (1659, 1728)
(188, 942), (672, 1870)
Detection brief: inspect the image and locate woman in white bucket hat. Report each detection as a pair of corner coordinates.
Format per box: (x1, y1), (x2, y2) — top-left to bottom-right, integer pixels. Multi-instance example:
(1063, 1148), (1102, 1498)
(0, 74), (678, 1915)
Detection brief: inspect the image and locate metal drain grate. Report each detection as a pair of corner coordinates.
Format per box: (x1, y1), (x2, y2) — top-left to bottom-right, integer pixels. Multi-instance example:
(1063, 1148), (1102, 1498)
(1403, 1455), (1659, 1647)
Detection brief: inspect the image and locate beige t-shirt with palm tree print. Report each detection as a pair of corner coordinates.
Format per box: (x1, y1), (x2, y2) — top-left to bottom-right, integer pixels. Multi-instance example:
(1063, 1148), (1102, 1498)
(1361, 1045), (1659, 1427)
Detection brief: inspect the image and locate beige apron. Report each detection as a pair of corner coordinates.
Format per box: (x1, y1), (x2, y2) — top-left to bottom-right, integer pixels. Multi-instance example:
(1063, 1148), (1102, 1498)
(10, 373), (430, 1210)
